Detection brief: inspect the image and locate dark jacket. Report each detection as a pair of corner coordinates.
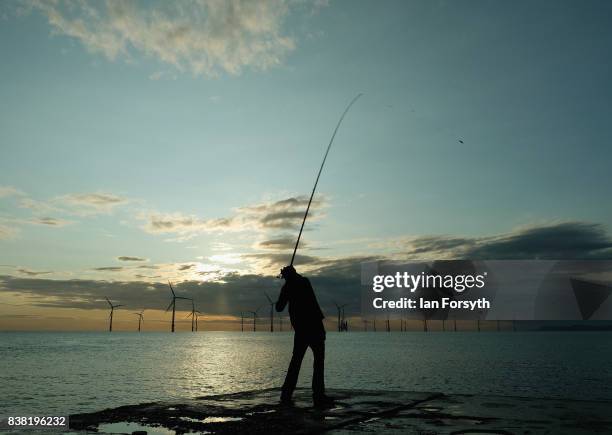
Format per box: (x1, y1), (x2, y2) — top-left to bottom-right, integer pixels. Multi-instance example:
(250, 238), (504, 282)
(276, 274), (325, 337)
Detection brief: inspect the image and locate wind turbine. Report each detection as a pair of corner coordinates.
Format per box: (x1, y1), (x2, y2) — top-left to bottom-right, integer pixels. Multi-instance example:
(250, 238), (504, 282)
(133, 310), (144, 332)
(249, 307), (261, 332)
(341, 305), (349, 331)
(195, 310), (202, 332)
(186, 300), (199, 332)
(105, 296), (123, 332)
(333, 301), (348, 332)
(264, 292), (275, 332)
(165, 281), (191, 333)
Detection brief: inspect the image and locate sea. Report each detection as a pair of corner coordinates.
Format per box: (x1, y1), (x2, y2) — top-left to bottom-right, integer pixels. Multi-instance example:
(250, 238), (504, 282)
(1, 331), (612, 417)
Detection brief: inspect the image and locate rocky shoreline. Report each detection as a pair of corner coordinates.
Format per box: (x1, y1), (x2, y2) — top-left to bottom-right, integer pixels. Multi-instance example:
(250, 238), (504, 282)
(68, 388), (612, 434)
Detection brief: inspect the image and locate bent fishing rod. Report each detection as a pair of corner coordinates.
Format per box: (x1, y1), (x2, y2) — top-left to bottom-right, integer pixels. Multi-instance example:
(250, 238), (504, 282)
(290, 93), (363, 267)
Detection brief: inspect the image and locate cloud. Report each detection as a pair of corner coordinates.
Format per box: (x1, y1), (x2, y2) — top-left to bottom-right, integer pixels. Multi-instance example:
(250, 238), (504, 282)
(0, 215), (73, 229)
(17, 268), (52, 277)
(145, 213), (236, 238)
(28, 216), (73, 227)
(397, 222), (612, 260)
(0, 224), (19, 240)
(0, 188), (128, 240)
(240, 196), (323, 230)
(0, 186), (24, 198)
(25, 0), (297, 77)
(134, 274), (161, 279)
(3, 221), (610, 320)
(241, 252), (321, 273)
(10, 189), (127, 218)
(256, 236), (299, 250)
(466, 222), (612, 259)
(18, 198), (61, 214)
(117, 256), (148, 262)
(58, 192), (127, 215)
(0, 268), (355, 316)
(142, 195), (324, 239)
(211, 242), (234, 251)
(208, 254), (243, 265)
(92, 266), (125, 272)
(148, 71), (164, 80)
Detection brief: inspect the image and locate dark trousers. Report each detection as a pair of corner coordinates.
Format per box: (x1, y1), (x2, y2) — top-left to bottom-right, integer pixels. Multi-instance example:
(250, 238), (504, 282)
(281, 332), (325, 398)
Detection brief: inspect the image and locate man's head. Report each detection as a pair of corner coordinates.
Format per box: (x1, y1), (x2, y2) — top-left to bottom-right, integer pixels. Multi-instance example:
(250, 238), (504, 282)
(280, 265), (297, 280)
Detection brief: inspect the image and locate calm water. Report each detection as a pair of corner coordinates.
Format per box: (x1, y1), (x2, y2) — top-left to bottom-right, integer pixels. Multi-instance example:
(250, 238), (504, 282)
(1, 331), (611, 416)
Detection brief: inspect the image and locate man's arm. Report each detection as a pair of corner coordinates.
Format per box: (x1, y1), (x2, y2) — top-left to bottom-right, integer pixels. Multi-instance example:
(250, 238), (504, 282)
(275, 284), (288, 312)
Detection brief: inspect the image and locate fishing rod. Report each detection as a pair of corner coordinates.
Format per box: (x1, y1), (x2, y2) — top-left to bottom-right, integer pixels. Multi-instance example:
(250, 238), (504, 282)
(290, 93), (363, 266)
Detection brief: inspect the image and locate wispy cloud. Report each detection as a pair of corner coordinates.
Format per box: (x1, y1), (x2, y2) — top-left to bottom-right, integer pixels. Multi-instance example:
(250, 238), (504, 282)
(28, 216), (73, 227)
(58, 192), (127, 215)
(18, 198), (61, 214)
(24, 0), (298, 77)
(11, 189), (127, 217)
(0, 224), (19, 240)
(117, 256), (148, 262)
(0, 215), (73, 233)
(144, 213), (236, 238)
(242, 252), (320, 273)
(0, 186), (24, 198)
(0, 188), (129, 240)
(256, 235), (301, 250)
(92, 266), (125, 272)
(17, 268), (52, 277)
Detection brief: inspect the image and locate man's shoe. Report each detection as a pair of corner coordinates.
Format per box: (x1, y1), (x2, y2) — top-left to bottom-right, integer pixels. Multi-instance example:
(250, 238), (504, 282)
(313, 394), (335, 408)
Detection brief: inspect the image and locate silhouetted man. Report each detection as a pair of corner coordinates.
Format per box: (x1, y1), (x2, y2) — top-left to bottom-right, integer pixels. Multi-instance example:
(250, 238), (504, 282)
(276, 265), (332, 407)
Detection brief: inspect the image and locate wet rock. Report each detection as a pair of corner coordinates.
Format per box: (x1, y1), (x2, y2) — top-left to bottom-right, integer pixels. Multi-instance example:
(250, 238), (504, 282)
(69, 388), (612, 434)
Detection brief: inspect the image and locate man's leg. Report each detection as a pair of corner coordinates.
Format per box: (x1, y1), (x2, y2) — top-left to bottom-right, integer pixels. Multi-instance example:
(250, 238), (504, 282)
(310, 339), (325, 399)
(281, 334), (308, 402)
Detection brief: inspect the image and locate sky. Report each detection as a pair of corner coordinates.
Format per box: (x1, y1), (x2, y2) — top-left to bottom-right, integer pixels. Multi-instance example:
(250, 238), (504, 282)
(1, 0), (612, 331)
